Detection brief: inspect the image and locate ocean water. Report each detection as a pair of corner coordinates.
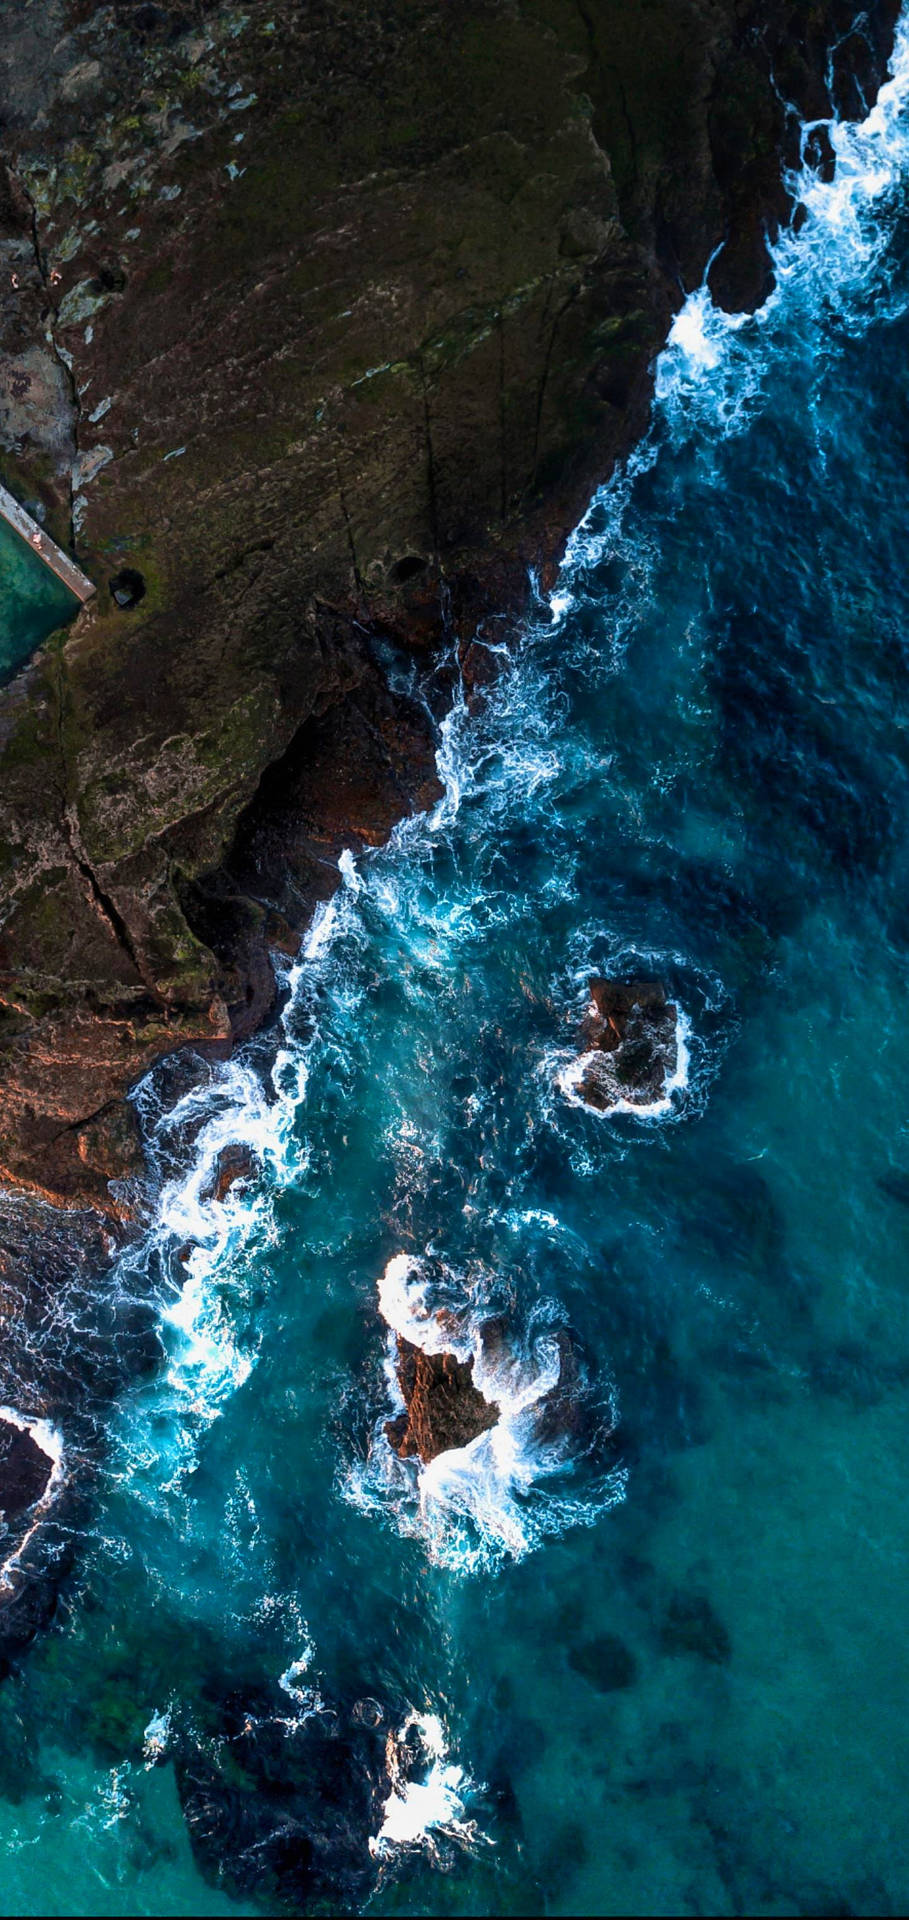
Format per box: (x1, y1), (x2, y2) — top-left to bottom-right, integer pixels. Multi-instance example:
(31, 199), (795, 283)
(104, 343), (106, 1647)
(4, 21), (909, 1917)
(0, 515), (79, 681)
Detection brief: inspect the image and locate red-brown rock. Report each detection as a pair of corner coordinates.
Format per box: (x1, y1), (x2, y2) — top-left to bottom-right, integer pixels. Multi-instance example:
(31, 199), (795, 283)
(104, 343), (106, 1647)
(384, 1337), (499, 1465)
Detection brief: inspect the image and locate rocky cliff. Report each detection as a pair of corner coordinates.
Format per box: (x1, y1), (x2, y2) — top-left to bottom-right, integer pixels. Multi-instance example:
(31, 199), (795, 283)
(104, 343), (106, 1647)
(0, 0), (899, 1209)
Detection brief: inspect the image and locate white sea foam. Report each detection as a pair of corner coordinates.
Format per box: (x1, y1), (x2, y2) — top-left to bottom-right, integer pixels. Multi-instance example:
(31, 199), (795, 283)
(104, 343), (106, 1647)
(654, 10), (909, 438)
(113, 1057), (304, 1495)
(370, 1711), (481, 1858)
(345, 1255), (625, 1575)
(141, 1707), (171, 1766)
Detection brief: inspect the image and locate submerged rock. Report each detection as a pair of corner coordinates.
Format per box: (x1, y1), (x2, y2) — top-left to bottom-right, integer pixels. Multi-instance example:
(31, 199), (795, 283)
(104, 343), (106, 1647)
(175, 1686), (387, 1912)
(660, 1590), (732, 1665)
(575, 977), (679, 1111)
(567, 1631), (638, 1692)
(384, 1337), (499, 1464)
(532, 1327), (589, 1449)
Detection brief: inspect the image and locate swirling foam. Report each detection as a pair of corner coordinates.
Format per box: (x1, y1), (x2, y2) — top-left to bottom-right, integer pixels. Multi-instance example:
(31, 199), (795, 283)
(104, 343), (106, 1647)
(344, 1254), (625, 1575)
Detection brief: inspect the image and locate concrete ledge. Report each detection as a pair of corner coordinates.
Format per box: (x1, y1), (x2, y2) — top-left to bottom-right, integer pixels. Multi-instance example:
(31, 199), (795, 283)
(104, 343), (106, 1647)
(0, 482), (95, 604)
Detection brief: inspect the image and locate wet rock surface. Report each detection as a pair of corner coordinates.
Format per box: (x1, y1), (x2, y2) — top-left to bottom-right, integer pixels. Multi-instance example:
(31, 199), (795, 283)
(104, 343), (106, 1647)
(385, 1337), (500, 1465)
(200, 1140), (258, 1204)
(0, 0), (899, 1207)
(0, 1195), (157, 1674)
(576, 977), (679, 1110)
(0, 1419), (52, 1521)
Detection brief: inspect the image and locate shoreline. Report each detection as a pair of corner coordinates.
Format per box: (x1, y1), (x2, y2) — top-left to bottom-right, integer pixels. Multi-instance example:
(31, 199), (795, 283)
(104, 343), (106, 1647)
(0, 0), (903, 1681)
(0, 0), (900, 1213)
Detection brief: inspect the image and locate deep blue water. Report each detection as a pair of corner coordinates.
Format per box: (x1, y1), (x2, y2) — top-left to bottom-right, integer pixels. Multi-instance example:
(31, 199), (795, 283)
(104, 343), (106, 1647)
(4, 25), (909, 1916)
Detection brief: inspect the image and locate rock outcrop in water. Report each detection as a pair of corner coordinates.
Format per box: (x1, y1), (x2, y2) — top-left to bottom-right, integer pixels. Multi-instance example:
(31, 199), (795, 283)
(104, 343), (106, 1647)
(0, 0), (900, 1209)
(0, 1416), (53, 1521)
(0, 1194), (157, 1674)
(200, 1139), (257, 1204)
(385, 1336), (500, 1464)
(572, 976), (679, 1110)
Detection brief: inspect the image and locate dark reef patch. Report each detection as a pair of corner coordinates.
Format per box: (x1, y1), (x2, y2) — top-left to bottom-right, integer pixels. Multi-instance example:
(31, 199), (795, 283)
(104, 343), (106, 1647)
(568, 1631), (638, 1692)
(174, 1684), (389, 1912)
(659, 1591), (732, 1665)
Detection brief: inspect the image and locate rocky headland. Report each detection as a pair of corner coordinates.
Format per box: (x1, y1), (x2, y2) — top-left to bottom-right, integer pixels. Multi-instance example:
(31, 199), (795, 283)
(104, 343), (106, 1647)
(0, 0), (899, 1214)
(0, 0), (901, 1703)
(0, 4), (902, 1902)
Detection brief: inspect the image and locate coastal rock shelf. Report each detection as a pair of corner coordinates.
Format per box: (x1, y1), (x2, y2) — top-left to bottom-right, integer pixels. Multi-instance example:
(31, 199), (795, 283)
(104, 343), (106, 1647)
(0, 6), (906, 1911)
(0, 0), (898, 1209)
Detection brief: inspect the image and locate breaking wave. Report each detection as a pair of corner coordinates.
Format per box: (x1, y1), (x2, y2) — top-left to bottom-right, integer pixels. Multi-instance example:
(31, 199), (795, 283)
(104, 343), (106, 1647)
(341, 1252), (626, 1576)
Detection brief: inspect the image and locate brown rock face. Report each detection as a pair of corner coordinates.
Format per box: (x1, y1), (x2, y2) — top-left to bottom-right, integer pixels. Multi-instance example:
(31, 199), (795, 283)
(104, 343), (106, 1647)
(0, 1417), (52, 1522)
(0, 0), (900, 1206)
(384, 1337), (499, 1465)
(577, 976), (679, 1109)
(200, 1141), (258, 1205)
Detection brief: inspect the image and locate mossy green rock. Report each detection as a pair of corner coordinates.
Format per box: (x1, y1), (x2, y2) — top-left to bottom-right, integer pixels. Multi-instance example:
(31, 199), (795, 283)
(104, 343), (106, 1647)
(0, 0), (899, 1206)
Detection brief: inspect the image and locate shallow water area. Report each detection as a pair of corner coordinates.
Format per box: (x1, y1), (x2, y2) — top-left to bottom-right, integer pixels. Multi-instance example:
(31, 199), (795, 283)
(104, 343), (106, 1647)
(4, 14), (909, 1915)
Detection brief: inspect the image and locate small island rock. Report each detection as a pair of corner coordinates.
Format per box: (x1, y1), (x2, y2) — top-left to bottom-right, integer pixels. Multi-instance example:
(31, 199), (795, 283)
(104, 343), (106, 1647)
(576, 977), (678, 1110)
(385, 1338), (499, 1464)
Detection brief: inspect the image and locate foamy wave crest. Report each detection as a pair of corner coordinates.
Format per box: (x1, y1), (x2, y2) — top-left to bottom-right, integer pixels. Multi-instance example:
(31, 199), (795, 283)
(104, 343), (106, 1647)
(114, 1055), (309, 1496)
(344, 1255), (625, 1576)
(370, 1711), (484, 1859)
(655, 10), (909, 437)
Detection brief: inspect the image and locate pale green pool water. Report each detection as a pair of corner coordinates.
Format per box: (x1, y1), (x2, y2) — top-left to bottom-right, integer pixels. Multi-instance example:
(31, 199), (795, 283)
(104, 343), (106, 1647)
(0, 514), (80, 682)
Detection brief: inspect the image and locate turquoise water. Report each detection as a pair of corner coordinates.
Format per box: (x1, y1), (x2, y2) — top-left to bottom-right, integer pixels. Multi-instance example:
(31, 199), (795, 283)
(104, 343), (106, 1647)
(0, 515), (79, 681)
(4, 24), (909, 1916)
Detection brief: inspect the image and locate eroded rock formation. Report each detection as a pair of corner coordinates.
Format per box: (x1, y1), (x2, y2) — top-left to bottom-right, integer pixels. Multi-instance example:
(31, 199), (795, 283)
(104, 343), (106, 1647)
(575, 976), (679, 1109)
(385, 1336), (499, 1464)
(0, 0), (899, 1208)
